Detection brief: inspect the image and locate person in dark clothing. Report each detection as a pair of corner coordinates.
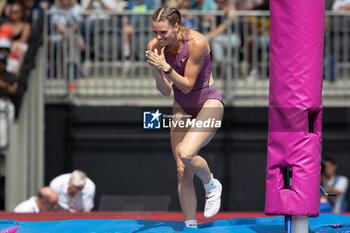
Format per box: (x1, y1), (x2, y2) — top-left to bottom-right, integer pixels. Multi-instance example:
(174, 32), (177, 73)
(21, 0), (43, 25)
(0, 52), (18, 102)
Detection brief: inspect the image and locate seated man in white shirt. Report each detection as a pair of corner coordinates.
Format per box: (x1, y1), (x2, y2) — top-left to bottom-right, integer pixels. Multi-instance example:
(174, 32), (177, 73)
(14, 186), (58, 213)
(49, 170), (96, 213)
(321, 156), (349, 213)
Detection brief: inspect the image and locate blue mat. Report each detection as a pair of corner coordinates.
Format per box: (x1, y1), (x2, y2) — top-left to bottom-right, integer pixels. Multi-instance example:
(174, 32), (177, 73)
(1, 214), (350, 232)
(0, 220), (19, 232)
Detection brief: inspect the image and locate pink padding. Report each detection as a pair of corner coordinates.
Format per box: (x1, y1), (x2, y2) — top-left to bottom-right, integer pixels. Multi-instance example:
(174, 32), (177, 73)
(0, 226), (19, 233)
(265, 0), (324, 217)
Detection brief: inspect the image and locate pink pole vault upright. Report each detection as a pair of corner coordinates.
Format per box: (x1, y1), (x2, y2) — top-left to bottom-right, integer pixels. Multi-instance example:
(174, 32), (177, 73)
(265, 0), (324, 229)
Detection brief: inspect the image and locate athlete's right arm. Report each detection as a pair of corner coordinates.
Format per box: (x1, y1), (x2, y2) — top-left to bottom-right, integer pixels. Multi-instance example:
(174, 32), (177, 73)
(146, 40), (173, 97)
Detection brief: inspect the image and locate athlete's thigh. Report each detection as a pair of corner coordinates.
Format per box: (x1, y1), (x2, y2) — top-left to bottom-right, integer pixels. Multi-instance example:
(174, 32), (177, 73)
(181, 99), (224, 156)
(170, 101), (190, 166)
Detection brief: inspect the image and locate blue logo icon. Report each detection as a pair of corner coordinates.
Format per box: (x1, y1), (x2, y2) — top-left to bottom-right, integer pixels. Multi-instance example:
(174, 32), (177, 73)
(143, 109), (162, 129)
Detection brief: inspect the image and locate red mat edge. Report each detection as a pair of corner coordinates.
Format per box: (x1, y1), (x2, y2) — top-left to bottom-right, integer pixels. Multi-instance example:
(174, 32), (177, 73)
(0, 211), (268, 222)
(1, 211), (349, 223)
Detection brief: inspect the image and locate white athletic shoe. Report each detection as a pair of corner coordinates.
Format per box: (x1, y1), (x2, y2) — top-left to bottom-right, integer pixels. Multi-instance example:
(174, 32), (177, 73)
(204, 179), (222, 218)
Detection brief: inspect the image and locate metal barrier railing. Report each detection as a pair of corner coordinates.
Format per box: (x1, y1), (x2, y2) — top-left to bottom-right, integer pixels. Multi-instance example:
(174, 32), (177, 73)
(0, 99), (13, 151)
(5, 48), (45, 210)
(43, 10), (350, 105)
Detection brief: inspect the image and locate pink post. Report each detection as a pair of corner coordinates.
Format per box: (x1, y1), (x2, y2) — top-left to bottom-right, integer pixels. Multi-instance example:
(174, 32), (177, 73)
(265, 0), (324, 218)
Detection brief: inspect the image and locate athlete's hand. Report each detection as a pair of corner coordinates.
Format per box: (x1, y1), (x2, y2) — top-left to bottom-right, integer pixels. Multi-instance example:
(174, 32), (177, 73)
(145, 49), (158, 71)
(145, 48), (170, 72)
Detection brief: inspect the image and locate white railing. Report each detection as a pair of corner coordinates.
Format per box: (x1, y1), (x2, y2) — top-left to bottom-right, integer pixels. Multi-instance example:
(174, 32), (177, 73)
(0, 99), (13, 151)
(43, 10), (350, 106)
(5, 49), (45, 211)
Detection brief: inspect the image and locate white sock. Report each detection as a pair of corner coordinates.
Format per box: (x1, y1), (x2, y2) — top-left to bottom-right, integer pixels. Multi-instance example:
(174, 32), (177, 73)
(204, 174), (215, 191)
(185, 220), (197, 228)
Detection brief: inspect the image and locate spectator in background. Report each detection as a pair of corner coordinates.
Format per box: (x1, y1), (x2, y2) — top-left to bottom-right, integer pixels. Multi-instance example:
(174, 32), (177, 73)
(323, 0), (335, 81)
(0, 0), (7, 20)
(0, 22), (13, 38)
(21, 0), (43, 25)
(178, 0), (195, 29)
(5, 2), (31, 43)
(123, 0), (152, 58)
(236, 0), (261, 11)
(14, 186), (58, 212)
(0, 36), (20, 74)
(247, 0), (269, 79)
(321, 156), (348, 213)
(205, 0), (239, 79)
(332, 0), (350, 11)
(5, 2), (31, 44)
(324, 0), (350, 81)
(189, 0), (216, 33)
(50, 0), (84, 40)
(80, 0), (126, 39)
(150, 0), (161, 9)
(49, 170), (96, 212)
(0, 52), (18, 103)
(48, 0), (85, 78)
(191, 0), (216, 11)
(165, 0), (180, 8)
(82, 0), (126, 15)
(4, 2), (31, 74)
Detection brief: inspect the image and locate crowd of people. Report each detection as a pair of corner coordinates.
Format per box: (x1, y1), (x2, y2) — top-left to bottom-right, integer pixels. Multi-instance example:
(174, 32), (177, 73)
(0, 0), (347, 83)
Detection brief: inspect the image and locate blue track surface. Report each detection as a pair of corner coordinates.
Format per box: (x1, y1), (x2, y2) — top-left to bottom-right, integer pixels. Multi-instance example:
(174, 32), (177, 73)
(1, 214), (350, 232)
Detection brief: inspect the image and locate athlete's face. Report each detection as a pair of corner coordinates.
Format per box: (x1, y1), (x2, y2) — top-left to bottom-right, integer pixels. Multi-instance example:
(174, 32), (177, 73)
(152, 21), (178, 46)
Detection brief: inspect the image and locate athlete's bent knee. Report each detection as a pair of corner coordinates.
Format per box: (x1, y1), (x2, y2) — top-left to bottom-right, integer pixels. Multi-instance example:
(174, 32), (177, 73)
(177, 145), (195, 166)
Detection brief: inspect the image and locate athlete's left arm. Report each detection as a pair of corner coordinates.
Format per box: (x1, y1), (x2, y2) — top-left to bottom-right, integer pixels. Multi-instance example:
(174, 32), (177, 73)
(165, 35), (209, 94)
